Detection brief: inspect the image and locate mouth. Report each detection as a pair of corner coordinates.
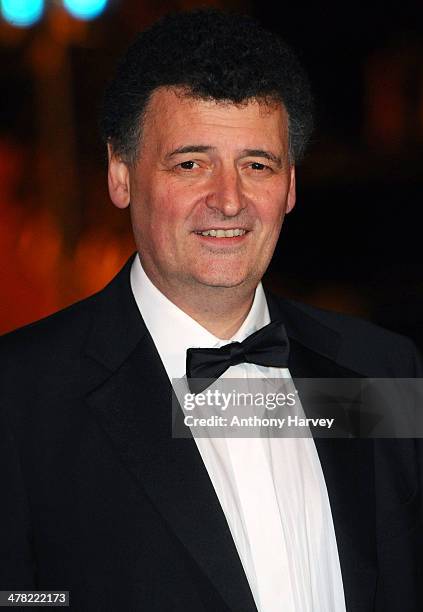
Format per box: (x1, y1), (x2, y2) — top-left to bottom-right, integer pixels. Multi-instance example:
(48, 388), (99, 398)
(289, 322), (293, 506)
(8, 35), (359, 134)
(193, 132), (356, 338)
(194, 228), (249, 238)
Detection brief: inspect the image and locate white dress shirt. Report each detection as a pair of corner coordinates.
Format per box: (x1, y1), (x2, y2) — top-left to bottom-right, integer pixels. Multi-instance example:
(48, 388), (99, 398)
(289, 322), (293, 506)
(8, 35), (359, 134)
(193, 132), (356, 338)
(130, 254), (346, 612)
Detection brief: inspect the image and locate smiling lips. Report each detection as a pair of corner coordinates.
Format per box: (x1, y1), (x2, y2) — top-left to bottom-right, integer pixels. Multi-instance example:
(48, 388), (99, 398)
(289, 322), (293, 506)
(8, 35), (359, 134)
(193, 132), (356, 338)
(195, 228), (248, 238)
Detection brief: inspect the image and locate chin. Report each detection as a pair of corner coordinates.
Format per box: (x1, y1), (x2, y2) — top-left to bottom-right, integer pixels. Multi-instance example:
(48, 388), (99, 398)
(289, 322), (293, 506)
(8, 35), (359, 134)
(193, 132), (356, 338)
(192, 268), (254, 290)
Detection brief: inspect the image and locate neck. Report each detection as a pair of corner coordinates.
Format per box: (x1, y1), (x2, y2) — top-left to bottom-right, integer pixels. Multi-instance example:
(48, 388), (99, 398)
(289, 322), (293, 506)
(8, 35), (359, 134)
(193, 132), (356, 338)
(172, 286), (256, 339)
(137, 254), (261, 339)
(146, 274), (256, 340)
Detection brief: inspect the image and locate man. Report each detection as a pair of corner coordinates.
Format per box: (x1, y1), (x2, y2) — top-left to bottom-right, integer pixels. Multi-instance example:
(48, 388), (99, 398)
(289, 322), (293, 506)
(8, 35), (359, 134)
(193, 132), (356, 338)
(1, 9), (422, 612)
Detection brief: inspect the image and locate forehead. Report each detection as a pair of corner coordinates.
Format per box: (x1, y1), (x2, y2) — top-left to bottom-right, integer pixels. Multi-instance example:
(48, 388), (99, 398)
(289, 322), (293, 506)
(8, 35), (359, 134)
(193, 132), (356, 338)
(141, 87), (289, 152)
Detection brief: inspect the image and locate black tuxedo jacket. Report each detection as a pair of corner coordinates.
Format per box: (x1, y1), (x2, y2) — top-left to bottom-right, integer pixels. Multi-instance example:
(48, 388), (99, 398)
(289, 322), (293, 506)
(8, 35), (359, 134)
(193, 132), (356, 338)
(1, 256), (422, 611)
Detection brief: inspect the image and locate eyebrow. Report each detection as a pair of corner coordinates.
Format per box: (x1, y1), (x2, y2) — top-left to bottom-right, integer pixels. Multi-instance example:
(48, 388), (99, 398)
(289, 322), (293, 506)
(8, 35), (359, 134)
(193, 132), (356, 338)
(240, 149), (282, 167)
(166, 145), (214, 159)
(166, 145), (282, 167)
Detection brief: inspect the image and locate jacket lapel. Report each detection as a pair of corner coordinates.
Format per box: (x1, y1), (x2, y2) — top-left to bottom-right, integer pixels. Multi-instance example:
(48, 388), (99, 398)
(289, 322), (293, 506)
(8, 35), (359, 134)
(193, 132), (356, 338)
(267, 291), (378, 612)
(84, 258), (257, 612)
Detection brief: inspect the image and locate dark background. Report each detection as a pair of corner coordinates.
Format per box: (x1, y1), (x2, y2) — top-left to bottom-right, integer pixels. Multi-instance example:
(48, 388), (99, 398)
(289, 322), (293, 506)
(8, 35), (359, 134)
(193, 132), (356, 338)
(1, 0), (422, 349)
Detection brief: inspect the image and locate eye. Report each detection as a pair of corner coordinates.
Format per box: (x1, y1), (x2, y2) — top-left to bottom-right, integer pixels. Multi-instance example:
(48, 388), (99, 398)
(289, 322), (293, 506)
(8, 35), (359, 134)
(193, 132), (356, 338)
(178, 160), (199, 170)
(250, 162), (269, 171)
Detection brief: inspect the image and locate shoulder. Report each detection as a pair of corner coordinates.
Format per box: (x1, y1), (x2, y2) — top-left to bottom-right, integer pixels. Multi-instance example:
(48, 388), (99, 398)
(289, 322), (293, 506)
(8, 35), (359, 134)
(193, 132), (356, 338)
(284, 297), (409, 346)
(0, 255), (141, 400)
(0, 291), (105, 406)
(0, 255), (135, 367)
(0, 291), (99, 363)
(271, 293), (423, 377)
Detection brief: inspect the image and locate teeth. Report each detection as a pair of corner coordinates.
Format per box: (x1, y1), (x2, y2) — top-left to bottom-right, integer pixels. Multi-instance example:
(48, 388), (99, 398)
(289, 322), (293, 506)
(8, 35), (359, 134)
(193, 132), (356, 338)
(199, 229), (246, 237)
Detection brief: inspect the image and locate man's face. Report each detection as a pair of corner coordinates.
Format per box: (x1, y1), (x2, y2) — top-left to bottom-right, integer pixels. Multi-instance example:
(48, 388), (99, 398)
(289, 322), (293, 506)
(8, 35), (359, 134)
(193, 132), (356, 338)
(108, 87), (296, 302)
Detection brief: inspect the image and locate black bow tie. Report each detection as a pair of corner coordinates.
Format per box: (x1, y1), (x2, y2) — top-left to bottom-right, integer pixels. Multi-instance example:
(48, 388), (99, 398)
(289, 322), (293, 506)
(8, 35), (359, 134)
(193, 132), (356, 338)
(186, 320), (290, 393)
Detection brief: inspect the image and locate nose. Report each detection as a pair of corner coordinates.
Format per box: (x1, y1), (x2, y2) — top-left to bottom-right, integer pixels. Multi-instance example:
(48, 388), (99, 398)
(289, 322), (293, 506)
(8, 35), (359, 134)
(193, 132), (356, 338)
(205, 166), (246, 217)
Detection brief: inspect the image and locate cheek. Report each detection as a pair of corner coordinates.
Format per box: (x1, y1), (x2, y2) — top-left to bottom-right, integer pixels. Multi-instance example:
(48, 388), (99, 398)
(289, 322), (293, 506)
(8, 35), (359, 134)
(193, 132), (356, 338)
(150, 183), (192, 225)
(132, 183), (175, 234)
(150, 185), (206, 244)
(135, 189), (195, 261)
(255, 190), (287, 229)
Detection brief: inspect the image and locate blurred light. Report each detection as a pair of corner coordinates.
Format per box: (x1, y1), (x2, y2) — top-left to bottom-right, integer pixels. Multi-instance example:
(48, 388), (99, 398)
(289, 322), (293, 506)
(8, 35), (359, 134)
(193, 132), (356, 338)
(1, 0), (43, 26)
(63, 0), (107, 20)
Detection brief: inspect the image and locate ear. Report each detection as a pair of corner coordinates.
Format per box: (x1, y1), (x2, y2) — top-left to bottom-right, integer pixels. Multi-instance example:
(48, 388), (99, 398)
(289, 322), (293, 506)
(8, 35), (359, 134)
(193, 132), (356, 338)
(107, 143), (130, 209)
(286, 165), (296, 213)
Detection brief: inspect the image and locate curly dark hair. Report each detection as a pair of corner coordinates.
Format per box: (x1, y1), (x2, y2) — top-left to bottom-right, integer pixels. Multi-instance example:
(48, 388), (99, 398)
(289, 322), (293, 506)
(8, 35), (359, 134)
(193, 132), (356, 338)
(100, 9), (313, 164)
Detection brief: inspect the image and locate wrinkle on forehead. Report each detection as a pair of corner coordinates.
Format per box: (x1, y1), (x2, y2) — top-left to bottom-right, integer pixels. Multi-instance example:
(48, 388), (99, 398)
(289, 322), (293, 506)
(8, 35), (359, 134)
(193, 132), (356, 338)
(143, 87), (286, 134)
(140, 86), (289, 160)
